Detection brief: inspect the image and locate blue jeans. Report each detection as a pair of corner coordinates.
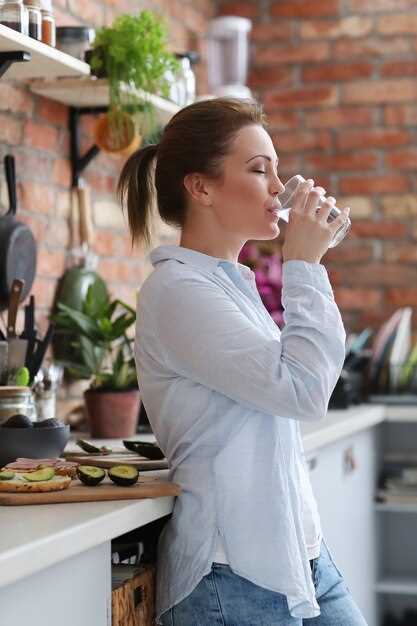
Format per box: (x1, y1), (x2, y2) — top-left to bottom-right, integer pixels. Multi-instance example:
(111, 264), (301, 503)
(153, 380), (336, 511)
(159, 539), (368, 625)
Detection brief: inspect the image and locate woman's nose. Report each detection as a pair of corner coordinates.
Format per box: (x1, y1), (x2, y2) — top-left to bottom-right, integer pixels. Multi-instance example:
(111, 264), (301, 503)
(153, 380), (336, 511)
(271, 176), (285, 196)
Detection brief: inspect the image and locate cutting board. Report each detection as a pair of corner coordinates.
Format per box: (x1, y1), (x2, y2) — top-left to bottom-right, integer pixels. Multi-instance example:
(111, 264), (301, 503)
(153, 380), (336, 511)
(0, 475), (180, 506)
(62, 452), (168, 471)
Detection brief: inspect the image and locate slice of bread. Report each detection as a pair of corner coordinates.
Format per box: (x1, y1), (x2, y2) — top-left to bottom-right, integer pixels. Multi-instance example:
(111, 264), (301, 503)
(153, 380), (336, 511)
(0, 474), (71, 493)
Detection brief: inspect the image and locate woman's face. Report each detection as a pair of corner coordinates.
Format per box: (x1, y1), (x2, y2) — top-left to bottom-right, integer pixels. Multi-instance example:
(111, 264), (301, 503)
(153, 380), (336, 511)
(208, 124), (285, 241)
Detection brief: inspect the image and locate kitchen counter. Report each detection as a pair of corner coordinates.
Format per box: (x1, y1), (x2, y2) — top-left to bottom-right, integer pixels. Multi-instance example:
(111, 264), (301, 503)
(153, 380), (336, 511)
(0, 402), (392, 626)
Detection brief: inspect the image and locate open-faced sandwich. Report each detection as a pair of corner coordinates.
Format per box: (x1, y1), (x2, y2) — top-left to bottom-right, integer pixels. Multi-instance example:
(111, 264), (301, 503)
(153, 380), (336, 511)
(0, 458), (79, 493)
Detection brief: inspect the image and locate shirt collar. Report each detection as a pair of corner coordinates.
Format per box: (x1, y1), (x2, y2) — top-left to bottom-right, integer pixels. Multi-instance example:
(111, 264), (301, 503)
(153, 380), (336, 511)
(149, 245), (253, 278)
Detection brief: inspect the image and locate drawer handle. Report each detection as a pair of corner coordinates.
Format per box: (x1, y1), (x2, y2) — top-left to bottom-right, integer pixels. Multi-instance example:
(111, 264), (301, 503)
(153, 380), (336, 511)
(307, 456), (318, 471)
(343, 446), (357, 474)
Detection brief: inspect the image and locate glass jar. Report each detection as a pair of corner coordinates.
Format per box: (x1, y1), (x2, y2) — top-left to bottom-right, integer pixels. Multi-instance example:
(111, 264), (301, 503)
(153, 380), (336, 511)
(24, 0), (41, 40)
(168, 52), (198, 107)
(40, 0), (55, 46)
(0, 0), (27, 34)
(0, 386), (36, 426)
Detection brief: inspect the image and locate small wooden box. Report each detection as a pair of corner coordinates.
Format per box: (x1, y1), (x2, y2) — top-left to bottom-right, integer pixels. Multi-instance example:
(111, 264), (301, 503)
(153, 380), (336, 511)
(112, 564), (156, 626)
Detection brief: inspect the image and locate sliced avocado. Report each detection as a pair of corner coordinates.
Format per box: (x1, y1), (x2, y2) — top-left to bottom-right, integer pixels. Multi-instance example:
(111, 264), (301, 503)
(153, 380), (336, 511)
(77, 465), (106, 486)
(108, 465), (139, 487)
(0, 471), (15, 480)
(76, 438), (112, 455)
(22, 467), (55, 482)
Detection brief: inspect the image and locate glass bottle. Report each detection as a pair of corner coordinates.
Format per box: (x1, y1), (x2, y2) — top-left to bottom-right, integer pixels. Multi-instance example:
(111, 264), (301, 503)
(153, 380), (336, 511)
(277, 175), (351, 248)
(24, 0), (41, 40)
(0, 386), (36, 425)
(0, 0), (27, 34)
(40, 0), (55, 46)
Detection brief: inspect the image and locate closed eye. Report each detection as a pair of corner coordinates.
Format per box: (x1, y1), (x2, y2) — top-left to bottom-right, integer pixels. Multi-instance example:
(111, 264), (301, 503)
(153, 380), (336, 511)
(253, 170), (266, 174)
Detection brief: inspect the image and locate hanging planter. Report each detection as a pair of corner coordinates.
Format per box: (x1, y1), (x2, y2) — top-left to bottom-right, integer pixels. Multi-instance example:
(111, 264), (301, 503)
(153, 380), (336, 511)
(87, 10), (178, 155)
(94, 109), (142, 157)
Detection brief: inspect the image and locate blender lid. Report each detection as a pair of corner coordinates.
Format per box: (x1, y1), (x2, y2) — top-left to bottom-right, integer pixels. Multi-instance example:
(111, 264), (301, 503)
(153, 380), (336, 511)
(207, 16), (252, 37)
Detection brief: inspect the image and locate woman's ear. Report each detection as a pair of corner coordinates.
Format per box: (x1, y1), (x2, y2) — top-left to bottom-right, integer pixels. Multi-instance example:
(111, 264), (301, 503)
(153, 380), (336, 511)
(183, 173), (213, 206)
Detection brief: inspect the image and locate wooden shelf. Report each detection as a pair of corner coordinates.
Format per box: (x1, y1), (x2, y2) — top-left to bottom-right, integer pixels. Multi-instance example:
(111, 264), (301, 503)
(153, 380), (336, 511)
(30, 77), (180, 126)
(375, 576), (417, 595)
(0, 24), (90, 79)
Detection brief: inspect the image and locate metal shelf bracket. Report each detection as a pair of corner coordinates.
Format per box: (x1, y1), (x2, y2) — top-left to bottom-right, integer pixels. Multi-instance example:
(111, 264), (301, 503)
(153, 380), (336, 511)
(0, 50), (31, 79)
(69, 106), (107, 187)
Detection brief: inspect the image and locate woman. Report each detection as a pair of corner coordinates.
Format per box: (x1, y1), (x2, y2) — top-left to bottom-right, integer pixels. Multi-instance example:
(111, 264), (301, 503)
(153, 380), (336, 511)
(118, 98), (366, 626)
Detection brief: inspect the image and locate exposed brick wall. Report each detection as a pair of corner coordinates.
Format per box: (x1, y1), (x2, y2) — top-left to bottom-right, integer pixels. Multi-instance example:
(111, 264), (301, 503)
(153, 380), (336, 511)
(217, 0), (417, 339)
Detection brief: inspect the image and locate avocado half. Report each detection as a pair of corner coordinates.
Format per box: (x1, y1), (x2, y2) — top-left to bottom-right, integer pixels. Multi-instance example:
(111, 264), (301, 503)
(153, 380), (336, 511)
(77, 465), (106, 486)
(108, 465), (139, 487)
(22, 467), (55, 482)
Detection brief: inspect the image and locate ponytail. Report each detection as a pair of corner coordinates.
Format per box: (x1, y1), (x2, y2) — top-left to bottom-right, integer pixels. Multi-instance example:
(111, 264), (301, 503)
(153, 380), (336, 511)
(118, 144), (158, 248)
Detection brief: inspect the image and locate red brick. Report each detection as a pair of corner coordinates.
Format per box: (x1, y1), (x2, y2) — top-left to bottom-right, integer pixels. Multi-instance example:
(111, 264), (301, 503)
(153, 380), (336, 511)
(251, 22), (292, 42)
(217, 1), (259, 18)
(270, 0), (340, 18)
(248, 66), (292, 90)
(337, 129), (411, 151)
(304, 107), (373, 128)
(14, 152), (52, 182)
(46, 218), (71, 248)
(340, 263), (417, 286)
(36, 97), (68, 127)
(381, 61), (417, 78)
(351, 220), (408, 238)
(20, 181), (55, 214)
(23, 120), (59, 152)
(342, 79), (417, 104)
(264, 86), (337, 109)
(272, 130), (332, 153)
(37, 248), (66, 278)
(384, 105), (417, 125)
(67, 0), (105, 25)
(383, 243), (417, 263)
(0, 113), (22, 145)
(386, 148), (417, 170)
(302, 62), (373, 82)
(305, 152), (378, 172)
(334, 37), (411, 59)
(0, 84), (34, 115)
(340, 176), (408, 194)
(387, 288), (417, 307)
(300, 16), (373, 40)
(266, 111), (300, 130)
(377, 14), (417, 35)
(334, 288), (382, 310)
(30, 277), (56, 309)
(255, 42), (330, 66)
(52, 158), (71, 188)
(324, 241), (374, 263)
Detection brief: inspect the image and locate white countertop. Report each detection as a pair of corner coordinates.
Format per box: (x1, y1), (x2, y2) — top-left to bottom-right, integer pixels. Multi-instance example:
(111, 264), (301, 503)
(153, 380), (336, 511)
(0, 402), (409, 588)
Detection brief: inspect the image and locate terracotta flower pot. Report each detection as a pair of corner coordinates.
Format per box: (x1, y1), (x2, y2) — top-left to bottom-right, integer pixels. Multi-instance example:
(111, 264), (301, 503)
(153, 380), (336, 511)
(95, 112), (142, 157)
(84, 388), (140, 439)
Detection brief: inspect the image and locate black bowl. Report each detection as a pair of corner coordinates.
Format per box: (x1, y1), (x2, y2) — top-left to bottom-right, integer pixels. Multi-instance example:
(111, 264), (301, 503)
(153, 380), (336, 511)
(0, 425), (70, 468)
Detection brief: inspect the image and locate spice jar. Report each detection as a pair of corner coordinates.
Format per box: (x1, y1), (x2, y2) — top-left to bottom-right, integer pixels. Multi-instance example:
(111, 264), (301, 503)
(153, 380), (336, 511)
(40, 0), (55, 46)
(0, 386), (36, 426)
(0, 0), (27, 34)
(24, 0), (41, 40)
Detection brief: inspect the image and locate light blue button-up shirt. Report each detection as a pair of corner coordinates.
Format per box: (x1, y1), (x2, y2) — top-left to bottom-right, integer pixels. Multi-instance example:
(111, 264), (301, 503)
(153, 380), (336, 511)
(134, 245), (346, 624)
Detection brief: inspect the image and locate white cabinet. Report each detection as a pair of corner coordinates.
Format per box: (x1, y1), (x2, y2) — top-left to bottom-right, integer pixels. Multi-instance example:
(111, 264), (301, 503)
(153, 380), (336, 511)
(307, 425), (379, 626)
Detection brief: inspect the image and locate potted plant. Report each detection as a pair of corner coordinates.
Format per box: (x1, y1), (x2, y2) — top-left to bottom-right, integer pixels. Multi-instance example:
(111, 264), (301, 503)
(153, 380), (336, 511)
(52, 284), (140, 438)
(87, 10), (179, 156)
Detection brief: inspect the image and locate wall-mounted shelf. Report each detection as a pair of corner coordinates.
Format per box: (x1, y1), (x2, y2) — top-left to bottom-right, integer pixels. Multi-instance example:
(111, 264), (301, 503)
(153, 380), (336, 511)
(0, 24), (90, 79)
(375, 576), (417, 595)
(30, 77), (179, 127)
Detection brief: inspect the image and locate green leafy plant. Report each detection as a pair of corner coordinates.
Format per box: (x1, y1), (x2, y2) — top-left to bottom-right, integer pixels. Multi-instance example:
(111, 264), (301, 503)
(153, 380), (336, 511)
(52, 284), (138, 392)
(88, 10), (179, 139)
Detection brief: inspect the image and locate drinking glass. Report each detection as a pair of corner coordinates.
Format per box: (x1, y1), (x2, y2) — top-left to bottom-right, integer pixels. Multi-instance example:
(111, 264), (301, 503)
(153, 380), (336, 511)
(277, 175), (351, 248)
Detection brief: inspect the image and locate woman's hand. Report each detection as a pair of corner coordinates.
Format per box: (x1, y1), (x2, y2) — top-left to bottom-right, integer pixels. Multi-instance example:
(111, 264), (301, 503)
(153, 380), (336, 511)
(282, 179), (350, 264)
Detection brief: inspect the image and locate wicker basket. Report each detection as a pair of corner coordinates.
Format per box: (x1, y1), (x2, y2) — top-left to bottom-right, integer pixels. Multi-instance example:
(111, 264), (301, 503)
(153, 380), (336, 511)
(112, 564), (156, 626)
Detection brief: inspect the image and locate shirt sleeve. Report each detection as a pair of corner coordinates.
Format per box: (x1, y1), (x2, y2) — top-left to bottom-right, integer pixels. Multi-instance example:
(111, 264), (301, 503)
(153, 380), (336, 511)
(155, 261), (346, 422)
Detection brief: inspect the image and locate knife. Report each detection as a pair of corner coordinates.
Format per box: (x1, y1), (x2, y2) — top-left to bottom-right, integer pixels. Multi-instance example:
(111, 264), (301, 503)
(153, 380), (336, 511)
(7, 278), (28, 372)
